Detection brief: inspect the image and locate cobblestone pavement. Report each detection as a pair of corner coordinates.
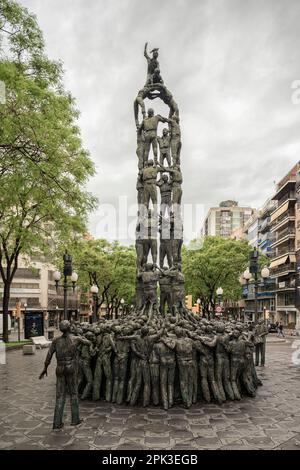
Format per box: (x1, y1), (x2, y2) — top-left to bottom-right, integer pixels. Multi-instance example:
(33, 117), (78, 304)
(0, 339), (300, 450)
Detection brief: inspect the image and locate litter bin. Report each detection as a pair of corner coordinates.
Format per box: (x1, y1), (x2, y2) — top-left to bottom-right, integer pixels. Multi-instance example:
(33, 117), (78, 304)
(48, 330), (54, 341)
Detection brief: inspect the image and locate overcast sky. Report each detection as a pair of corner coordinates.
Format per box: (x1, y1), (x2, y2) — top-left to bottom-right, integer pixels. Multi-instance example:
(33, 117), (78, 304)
(19, 0), (300, 242)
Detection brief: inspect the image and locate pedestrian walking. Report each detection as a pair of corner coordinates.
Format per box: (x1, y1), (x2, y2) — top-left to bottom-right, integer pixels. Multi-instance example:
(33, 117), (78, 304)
(277, 322), (285, 338)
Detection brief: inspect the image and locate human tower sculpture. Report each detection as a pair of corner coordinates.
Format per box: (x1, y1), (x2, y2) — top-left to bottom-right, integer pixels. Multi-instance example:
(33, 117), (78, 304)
(40, 45), (264, 430)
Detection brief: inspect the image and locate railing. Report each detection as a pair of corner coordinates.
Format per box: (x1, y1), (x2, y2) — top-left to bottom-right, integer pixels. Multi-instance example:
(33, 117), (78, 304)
(276, 226), (296, 240)
(271, 211), (295, 228)
(271, 263), (296, 276)
(257, 285), (276, 292)
(276, 246), (295, 257)
(277, 192), (296, 205)
(277, 281), (296, 290)
(277, 301), (296, 307)
(14, 268), (40, 279)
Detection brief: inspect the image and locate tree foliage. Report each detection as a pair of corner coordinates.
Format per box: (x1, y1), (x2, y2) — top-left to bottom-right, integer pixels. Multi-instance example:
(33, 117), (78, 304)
(0, 0), (97, 341)
(183, 236), (252, 315)
(65, 239), (136, 317)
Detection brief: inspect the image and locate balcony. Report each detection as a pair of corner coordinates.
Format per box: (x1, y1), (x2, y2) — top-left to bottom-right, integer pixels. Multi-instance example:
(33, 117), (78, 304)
(276, 304), (296, 310)
(277, 300), (296, 308)
(270, 211), (295, 232)
(275, 246), (295, 258)
(276, 279), (296, 291)
(272, 177), (296, 202)
(260, 199), (277, 219)
(270, 262), (296, 277)
(277, 191), (296, 206)
(14, 268), (40, 279)
(271, 227), (296, 248)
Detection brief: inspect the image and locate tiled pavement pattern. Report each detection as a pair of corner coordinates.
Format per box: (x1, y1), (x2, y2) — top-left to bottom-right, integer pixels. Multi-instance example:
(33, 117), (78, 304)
(1, 340), (300, 450)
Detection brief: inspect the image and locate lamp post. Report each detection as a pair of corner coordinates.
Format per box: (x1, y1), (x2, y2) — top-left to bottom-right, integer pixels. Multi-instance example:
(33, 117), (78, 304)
(90, 284), (99, 324)
(120, 298), (125, 316)
(22, 301), (27, 341)
(55, 305), (59, 327)
(216, 287), (223, 306)
(53, 251), (78, 321)
(243, 249), (270, 323)
(197, 298), (201, 315)
(241, 308), (245, 322)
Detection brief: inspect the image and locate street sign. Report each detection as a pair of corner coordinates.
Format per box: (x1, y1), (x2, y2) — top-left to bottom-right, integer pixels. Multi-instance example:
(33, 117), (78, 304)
(215, 306), (222, 314)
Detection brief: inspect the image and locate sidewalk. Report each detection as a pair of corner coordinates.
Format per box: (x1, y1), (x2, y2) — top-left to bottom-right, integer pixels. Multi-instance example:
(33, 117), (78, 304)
(1, 341), (300, 450)
(7, 326), (58, 343)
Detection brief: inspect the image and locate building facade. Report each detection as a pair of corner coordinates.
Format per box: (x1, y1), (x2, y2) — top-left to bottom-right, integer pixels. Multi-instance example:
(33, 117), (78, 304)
(201, 200), (253, 238)
(242, 200), (276, 322)
(0, 256), (79, 322)
(269, 162), (300, 328)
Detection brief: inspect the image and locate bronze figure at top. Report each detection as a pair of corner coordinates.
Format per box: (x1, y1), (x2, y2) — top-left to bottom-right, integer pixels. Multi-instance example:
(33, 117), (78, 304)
(144, 42), (164, 86)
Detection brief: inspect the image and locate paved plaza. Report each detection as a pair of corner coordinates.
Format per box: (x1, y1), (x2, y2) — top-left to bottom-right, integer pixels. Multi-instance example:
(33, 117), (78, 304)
(0, 338), (300, 450)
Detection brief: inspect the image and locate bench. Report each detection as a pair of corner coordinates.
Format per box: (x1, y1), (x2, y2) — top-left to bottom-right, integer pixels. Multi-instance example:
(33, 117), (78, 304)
(31, 336), (52, 349)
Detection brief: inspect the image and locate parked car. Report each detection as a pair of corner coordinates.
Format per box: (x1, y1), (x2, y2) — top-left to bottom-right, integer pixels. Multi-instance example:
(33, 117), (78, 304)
(268, 323), (277, 333)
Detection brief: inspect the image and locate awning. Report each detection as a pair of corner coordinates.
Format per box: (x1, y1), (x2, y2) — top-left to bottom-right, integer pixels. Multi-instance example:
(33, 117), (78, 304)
(289, 254), (296, 263)
(269, 255), (288, 268)
(270, 201), (289, 222)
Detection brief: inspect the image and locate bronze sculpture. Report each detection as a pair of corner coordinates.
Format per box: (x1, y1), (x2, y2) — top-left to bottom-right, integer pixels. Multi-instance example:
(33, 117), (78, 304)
(92, 325), (117, 402)
(157, 128), (171, 166)
(159, 217), (173, 268)
(128, 325), (163, 407)
(139, 109), (169, 165)
(144, 42), (163, 86)
(157, 175), (172, 217)
(41, 44), (264, 416)
(141, 159), (158, 208)
(254, 318), (268, 366)
(39, 320), (91, 429)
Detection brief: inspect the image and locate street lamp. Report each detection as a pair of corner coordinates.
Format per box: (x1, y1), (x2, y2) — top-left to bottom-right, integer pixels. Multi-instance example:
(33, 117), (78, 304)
(90, 284), (99, 324)
(120, 298), (125, 316)
(243, 248), (270, 323)
(216, 287), (223, 306)
(22, 301), (27, 342)
(261, 265), (270, 279)
(241, 308), (245, 322)
(55, 304), (59, 327)
(197, 298), (201, 314)
(261, 266), (270, 321)
(243, 268), (251, 281)
(53, 251), (78, 320)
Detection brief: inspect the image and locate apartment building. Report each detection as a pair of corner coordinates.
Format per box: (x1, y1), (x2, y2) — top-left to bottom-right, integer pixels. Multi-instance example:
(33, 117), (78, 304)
(269, 162), (299, 328)
(0, 256), (79, 321)
(242, 201), (276, 322)
(201, 200), (253, 238)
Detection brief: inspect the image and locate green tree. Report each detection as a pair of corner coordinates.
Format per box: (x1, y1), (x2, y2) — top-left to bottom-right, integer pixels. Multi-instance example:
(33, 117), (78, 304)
(0, 1), (97, 341)
(183, 236), (252, 317)
(68, 239), (136, 318)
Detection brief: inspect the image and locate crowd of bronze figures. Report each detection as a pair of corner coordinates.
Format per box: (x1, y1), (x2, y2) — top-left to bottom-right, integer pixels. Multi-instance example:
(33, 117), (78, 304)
(73, 315), (267, 410)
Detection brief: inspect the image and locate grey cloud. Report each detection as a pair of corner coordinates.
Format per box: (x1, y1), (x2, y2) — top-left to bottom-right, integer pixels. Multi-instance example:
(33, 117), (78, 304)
(19, 0), (300, 240)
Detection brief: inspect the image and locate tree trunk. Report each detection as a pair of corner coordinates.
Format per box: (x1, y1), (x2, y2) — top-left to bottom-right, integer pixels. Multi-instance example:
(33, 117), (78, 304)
(2, 281), (11, 343)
